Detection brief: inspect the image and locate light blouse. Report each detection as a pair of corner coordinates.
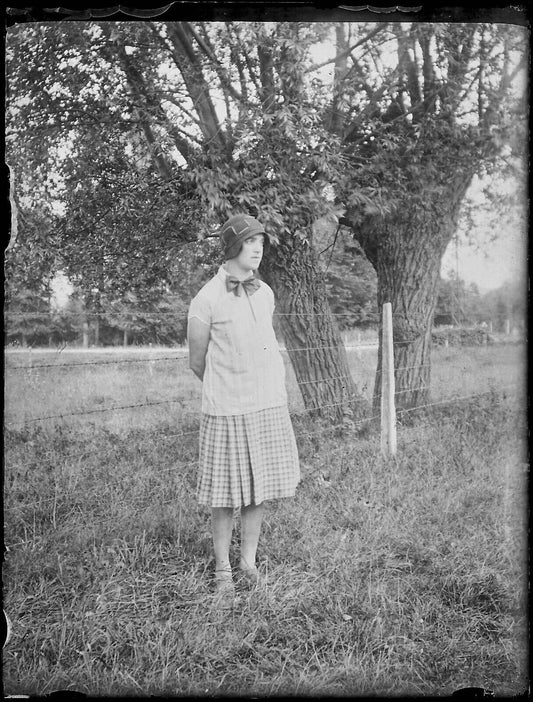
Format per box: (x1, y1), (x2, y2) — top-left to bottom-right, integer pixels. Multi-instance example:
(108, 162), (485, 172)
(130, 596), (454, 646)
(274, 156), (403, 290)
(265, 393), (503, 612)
(187, 266), (288, 416)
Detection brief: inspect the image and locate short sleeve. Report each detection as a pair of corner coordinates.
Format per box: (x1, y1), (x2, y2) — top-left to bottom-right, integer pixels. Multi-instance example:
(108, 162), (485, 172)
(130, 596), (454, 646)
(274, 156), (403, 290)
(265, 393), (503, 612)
(188, 292), (211, 326)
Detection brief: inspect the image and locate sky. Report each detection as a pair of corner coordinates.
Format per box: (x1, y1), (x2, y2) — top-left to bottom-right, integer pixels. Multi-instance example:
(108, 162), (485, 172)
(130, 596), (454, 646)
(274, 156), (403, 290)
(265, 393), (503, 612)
(441, 230), (527, 293)
(440, 172), (528, 292)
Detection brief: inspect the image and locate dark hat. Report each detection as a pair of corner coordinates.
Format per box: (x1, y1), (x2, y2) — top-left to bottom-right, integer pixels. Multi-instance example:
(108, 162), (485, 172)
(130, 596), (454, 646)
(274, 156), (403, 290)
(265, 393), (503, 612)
(219, 214), (269, 260)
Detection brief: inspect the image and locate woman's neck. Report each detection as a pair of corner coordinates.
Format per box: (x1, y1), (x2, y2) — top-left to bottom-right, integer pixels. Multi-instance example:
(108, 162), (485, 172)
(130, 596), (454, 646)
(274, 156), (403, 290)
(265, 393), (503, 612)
(223, 261), (253, 280)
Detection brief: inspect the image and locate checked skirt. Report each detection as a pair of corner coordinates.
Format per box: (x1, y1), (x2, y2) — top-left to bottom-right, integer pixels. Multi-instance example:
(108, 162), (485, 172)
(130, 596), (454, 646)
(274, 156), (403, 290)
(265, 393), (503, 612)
(197, 405), (300, 508)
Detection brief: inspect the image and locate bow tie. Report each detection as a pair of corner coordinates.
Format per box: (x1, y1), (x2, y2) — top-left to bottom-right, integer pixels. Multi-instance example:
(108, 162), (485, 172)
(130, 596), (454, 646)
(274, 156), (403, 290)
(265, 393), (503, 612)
(226, 275), (261, 297)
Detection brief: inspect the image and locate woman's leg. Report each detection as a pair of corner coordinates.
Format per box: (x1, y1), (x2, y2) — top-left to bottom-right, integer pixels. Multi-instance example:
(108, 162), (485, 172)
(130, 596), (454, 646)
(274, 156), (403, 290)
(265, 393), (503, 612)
(211, 507), (233, 572)
(240, 502), (264, 571)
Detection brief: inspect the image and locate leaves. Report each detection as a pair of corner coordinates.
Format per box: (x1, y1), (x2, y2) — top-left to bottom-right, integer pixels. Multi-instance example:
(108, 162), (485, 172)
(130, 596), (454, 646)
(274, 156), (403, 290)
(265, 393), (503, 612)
(5, 19), (526, 399)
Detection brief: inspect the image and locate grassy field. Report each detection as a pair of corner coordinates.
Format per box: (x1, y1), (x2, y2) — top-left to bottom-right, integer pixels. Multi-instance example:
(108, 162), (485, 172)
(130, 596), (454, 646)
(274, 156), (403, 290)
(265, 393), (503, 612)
(3, 343), (528, 696)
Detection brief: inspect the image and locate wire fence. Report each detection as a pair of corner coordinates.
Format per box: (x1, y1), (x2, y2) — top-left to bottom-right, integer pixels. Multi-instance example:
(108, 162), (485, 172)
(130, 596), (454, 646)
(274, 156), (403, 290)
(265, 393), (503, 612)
(4, 336), (522, 429)
(4, 327), (524, 551)
(3, 354), (516, 428)
(5, 306), (514, 351)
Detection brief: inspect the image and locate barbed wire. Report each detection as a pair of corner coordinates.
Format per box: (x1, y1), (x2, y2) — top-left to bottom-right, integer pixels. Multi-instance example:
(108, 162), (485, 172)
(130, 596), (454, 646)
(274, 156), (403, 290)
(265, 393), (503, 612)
(4, 409), (380, 514)
(4, 347), (504, 373)
(6, 311), (361, 318)
(4, 385), (369, 428)
(5, 314), (497, 323)
(6, 374), (518, 444)
(4, 391), (377, 472)
(5, 355), (189, 370)
(5, 376), (521, 545)
(4, 381), (522, 552)
(5, 309), (507, 321)
(4, 398), (189, 427)
(4, 353), (519, 426)
(6, 339), (503, 373)
(5, 390), (520, 501)
(3, 331), (523, 549)
(395, 383), (521, 419)
(294, 373), (354, 387)
(0, 401), (447, 532)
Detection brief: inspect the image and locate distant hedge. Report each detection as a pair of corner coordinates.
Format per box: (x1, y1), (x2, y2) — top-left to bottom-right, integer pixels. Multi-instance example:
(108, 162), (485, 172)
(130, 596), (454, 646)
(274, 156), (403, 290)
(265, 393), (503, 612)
(432, 327), (491, 347)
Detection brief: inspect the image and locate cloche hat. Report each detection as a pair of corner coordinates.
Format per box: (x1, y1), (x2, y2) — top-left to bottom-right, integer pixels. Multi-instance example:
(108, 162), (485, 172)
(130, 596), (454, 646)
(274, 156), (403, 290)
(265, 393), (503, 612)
(219, 214), (270, 260)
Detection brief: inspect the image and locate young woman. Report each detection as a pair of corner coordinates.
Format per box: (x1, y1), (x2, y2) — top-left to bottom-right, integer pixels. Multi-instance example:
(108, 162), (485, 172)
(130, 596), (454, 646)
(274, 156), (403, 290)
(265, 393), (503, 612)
(187, 213), (300, 607)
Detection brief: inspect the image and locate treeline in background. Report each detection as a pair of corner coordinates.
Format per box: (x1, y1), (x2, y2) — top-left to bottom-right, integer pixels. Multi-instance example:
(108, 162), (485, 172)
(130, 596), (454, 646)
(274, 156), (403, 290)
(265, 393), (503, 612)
(5, 237), (526, 349)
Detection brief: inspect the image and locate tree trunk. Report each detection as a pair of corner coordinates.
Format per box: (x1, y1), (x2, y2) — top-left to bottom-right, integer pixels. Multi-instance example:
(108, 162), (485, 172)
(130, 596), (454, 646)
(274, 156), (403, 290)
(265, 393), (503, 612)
(347, 207), (457, 414)
(373, 219), (443, 414)
(262, 235), (367, 422)
(82, 321), (89, 349)
(344, 165), (473, 414)
(94, 316), (100, 347)
(123, 328), (129, 348)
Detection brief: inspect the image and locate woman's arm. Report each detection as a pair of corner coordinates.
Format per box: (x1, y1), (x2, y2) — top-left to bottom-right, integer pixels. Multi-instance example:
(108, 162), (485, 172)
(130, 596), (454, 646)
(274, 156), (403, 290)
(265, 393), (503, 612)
(188, 317), (210, 381)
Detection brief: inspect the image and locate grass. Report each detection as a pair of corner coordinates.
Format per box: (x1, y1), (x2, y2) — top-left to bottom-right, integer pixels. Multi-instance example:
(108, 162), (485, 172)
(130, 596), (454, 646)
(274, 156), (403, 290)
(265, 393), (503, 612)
(3, 343), (528, 696)
(4, 342), (523, 429)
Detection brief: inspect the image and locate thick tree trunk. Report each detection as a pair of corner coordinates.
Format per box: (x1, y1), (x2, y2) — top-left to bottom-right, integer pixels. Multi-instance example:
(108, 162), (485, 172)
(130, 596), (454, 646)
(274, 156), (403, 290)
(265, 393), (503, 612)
(343, 160), (473, 414)
(347, 202), (462, 414)
(261, 235), (367, 422)
(373, 218), (445, 413)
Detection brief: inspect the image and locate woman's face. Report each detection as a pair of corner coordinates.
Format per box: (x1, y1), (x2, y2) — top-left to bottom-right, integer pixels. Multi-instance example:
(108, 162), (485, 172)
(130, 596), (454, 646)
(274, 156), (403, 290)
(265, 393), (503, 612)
(234, 234), (265, 271)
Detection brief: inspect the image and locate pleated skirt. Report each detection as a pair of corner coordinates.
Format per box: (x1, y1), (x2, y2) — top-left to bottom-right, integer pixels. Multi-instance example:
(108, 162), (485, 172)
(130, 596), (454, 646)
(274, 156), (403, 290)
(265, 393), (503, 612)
(197, 405), (300, 508)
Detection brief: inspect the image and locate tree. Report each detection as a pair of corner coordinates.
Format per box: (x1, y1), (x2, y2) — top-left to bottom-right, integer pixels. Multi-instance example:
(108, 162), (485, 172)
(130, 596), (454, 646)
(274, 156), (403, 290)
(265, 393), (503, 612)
(4, 195), (58, 346)
(435, 275), (484, 327)
(148, 21), (366, 418)
(6, 19), (526, 418)
(483, 279), (526, 333)
(312, 219), (378, 330)
(328, 22), (527, 410)
(5, 21), (368, 419)
(103, 291), (189, 346)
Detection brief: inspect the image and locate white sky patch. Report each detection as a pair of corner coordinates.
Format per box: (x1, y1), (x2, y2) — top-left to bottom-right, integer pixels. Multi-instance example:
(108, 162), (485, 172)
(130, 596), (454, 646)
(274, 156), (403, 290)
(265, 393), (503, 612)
(441, 174), (527, 291)
(51, 272), (73, 309)
(441, 225), (527, 292)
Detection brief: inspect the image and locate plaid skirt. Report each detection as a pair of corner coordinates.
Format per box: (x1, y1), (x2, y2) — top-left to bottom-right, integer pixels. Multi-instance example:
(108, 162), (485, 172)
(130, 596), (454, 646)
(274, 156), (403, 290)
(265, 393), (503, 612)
(198, 405), (300, 508)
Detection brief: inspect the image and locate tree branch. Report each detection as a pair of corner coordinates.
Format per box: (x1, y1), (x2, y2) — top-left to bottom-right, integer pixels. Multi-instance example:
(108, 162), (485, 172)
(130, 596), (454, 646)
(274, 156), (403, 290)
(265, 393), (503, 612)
(188, 22), (244, 104)
(304, 24), (389, 75)
(163, 22), (228, 156)
(419, 26), (437, 114)
(258, 43), (276, 112)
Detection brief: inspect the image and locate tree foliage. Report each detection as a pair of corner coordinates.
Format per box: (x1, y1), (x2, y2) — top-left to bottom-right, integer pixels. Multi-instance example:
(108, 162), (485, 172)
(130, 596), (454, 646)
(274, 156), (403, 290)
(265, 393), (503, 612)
(312, 220), (378, 329)
(5, 19), (527, 415)
(6, 20), (366, 418)
(329, 22), (527, 408)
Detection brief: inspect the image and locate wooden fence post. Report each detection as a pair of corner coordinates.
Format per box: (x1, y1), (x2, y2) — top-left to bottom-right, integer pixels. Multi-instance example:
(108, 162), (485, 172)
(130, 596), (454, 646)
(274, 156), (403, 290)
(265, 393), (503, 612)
(380, 302), (397, 458)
